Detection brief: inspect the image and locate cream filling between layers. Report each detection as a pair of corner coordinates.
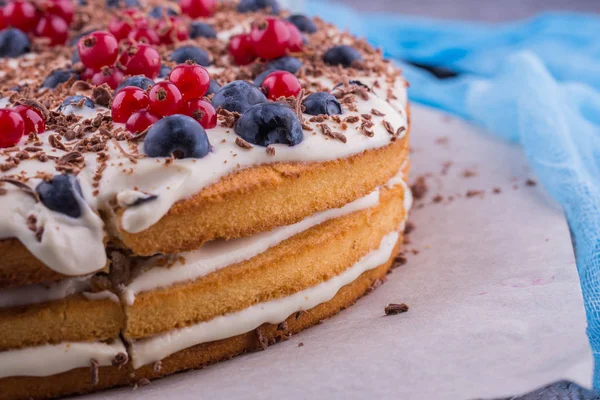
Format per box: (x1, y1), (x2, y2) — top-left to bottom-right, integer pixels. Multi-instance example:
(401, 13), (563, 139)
(129, 230), (400, 368)
(0, 339), (127, 379)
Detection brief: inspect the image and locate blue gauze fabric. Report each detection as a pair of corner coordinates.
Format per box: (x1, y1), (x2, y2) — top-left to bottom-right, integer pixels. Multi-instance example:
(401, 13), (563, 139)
(305, 1), (600, 388)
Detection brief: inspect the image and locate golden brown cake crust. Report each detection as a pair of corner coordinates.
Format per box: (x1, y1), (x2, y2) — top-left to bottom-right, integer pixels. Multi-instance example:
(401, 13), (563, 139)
(0, 238), (401, 400)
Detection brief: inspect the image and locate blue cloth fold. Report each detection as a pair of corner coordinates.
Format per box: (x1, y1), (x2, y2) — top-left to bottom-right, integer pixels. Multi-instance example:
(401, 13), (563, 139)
(305, 1), (600, 388)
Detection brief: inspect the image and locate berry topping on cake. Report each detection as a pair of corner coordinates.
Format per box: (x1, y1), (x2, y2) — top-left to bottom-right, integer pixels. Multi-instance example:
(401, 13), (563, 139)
(159, 64), (171, 78)
(180, 0), (216, 18)
(250, 17), (290, 60)
(0, 109), (24, 148)
(36, 174), (83, 218)
(265, 56), (302, 74)
(228, 33), (256, 66)
(183, 99), (216, 129)
(285, 21), (303, 52)
(108, 15), (133, 40)
(235, 102), (303, 147)
(302, 92), (343, 116)
(0, 28), (30, 57)
(287, 14), (317, 33)
(58, 95), (95, 113)
(168, 63), (210, 101)
(148, 5), (178, 19)
(12, 105), (45, 135)
(116, 75), (155, 93)
(323, 45), (363, 67)
(119, 44), (161, 79)
(170, 45), (211, 66)
(128, 25), (160, 45)
(47, 0), (75, 25)
(212, 80), (267, 113)
(90, 67), (124, 89)
(237, 0), (280, 14)
(106, 0), (140, 8)
(148, 81), (184, 117)
(189, 22), (216, 39)
(207, 79), (221, 95)
(3, 1), (38, 32)
(41, 68), (78, 89)
(111, 86), (149, 123)
(77, 31), (119, 69)
(261, 71), (301, 100)
(156, 17), (189, 45)
(126, 109), (160, 133)
(34, 14), (69, 46)
(144, 114), (211, 159)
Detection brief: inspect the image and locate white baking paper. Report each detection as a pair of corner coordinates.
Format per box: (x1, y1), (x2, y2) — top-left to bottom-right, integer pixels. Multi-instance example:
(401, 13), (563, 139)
(86, 105), (593, 400)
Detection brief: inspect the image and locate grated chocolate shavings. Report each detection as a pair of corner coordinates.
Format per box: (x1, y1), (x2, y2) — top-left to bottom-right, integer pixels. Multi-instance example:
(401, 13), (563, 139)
(371, 108), (386, 117)
(318, 123), (346, 143)
(235, 136), (253, 149)
(382, 120), (395, 135)
(266, 145), (275, 156)
(90, 359), (99, 385)
(255, 328), (269, 351)
(0, 177), (40, 202)
(276, 321), (288, 331)
(111, 352), (128, 368)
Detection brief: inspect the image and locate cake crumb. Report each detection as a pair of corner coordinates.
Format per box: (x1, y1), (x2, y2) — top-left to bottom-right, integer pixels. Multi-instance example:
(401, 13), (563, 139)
(384, 303), (409, 315)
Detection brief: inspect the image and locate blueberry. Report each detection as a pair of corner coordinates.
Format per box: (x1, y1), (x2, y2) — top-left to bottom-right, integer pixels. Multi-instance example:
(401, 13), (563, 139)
(41, 69), (78, 89)
(115, 76), (155, 94)
(235, 103), (303, 147)
(106, 0), (140, 8)
(71, 48), (80, 64)
(323, 45), (363, 67)
(207, 79), (221, 95)
(212, 81), (266, 114)
(0, 28), (31, 58)
(189, 22), (217, 39)
(158, 65), (171, 79)
(144, 115), (211, 159)
(36, 175), (83, 218)
(237, 0), (280, 13)
(302, 92), (343, 116)
(170, 46), (210, 66)
(58, 96), (95, 113)
(253, 70), (273, 87)
(287, 14), (317, 33)
(148, 5), (178, 18)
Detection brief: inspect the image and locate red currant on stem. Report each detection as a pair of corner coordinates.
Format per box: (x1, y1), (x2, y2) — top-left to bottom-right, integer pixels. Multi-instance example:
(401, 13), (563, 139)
(90, 67), (124, 90)
(78, 31), (120, 69)
(112, 86), (149, 123)
(184, 99), (216, 129)
(126, 110), (160, 134)
(261, 71), (302, 100)
(148, 82), (183, 117)
(180, 0), (216, 18)
(250, 18), (290, 60)
(128, 26), (160, 45)
(47, 0), (75, 25)
(0, 109), (25, 148)
(3, 1), (39, 33)
(108, 17), (133, 41)
(228, 33), (256, 66)
(119, 44), (161, 79)
(156, 18), (189, 45)
(286, 22), (304, 52)
(35, 15), (69, 46)
(12, 105), (45, 135)
(168, 63), (210, 101)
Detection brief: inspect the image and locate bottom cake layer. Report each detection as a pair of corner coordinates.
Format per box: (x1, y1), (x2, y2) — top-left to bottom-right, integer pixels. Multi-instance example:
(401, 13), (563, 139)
(0, 233), (403, 400)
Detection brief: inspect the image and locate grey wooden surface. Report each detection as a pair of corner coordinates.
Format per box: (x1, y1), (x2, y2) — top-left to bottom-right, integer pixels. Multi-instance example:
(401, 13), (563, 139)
(336, 0), (599, 21)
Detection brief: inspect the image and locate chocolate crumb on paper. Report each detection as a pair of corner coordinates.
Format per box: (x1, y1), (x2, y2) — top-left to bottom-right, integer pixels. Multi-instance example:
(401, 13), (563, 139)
(297, 342), (304, 348)
(384, 303), (409, 315)
(410, 176), (428, 200)
(526, 179), (537, 187)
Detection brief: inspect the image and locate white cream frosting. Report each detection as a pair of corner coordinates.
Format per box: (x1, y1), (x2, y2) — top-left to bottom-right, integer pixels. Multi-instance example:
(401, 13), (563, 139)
(129, 230), (400, 368)
(0, 339), (126, 379)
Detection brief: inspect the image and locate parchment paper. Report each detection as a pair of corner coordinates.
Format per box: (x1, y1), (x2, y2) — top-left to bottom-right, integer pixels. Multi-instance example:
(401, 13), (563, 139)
(86, 105), (592, 400)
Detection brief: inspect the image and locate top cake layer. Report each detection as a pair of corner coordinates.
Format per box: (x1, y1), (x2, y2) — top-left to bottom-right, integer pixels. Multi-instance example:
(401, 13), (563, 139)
(0, 0), (409, 287)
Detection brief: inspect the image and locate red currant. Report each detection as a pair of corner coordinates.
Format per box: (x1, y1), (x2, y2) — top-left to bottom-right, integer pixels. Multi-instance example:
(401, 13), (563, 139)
(78, 31), (119, 69)
(12, 105), (45, 135)
(148, 82), (183, 117)
(108, 17), (133, 41)
(90, 67), (124, 90)
(183, 99), (216, 129)
(128, 26), (160, 45)
(80, 67), (96, 81)
(261, 71), (301, 100)
(250, 18), (290, 60)
(47, 0), (74, 25)
(3, 1), (39, 33)
(111, 86), (149, 123)
(180, 0), (216, 18)
(0, 109), (25, 148)
(228, 33), (256, 66)
(286, 22), (303, 53)
(0, 12), (6, 30)
(35, 15), (69, 46)
(156, 17), (189, 45)
(126, 109), (160, 133)
(118, 44), (161, 79)
(168, 63), (210, 101)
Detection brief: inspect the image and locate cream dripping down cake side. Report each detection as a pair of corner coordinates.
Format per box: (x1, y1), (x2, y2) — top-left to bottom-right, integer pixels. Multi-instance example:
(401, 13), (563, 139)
(0, 0), (411, 398)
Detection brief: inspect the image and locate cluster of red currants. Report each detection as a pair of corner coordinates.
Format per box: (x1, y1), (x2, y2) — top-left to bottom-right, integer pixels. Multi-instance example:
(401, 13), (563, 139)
(112, 62), (216, 134)
(77, 30), (161, 89)
(1, 0), (74, 46)
(0, 106), (46, 148)
(108, 8), (189, 47)
(228, 17), (304, 65)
